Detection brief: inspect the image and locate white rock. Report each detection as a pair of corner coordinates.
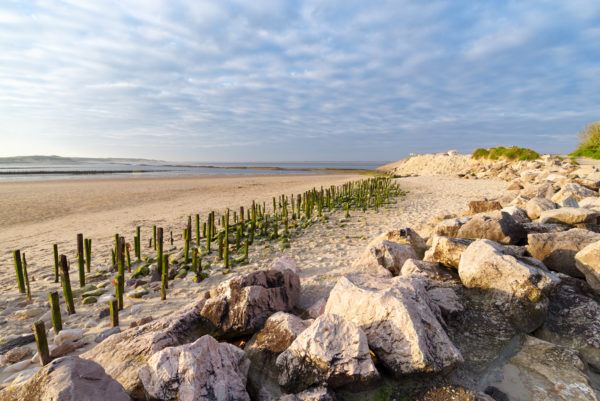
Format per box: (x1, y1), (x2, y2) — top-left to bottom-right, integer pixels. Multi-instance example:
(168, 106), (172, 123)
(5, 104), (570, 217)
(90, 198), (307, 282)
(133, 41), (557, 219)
(54, 328), (83, 346)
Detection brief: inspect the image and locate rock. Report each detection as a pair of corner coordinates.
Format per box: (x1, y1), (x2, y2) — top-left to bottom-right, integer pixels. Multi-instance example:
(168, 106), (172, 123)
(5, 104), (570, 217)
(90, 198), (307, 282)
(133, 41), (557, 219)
(0, 356), (130, 401)
(506, 182), (523, 191)
(501, 206), (530, 224)
(560, 195), (580, 208)
(83, 298), (208, 398)
(525, 197), (558, 220)
(2, 346), (32, 365)
(433, 217), (471, 237)
(456, 211), (526, 245)
(539, 207), (599, 225)
(522, 222), (570, 234)
(97, 295), (115, 304)
(423, 236), (473, 269)
(129, 316), (153, 328)
(139, 335), (251, 401)
(98, 308), (110, 319)
(401, 259), (455, 282)
(325, 275), (463, 377)
(148, 263), (161, 282)
(81, 296), (97, 305)
(245, 312), (312, 399)
(484, 336), (598, 401)
(352, 239), (417, 276)
(552, 182), (597, 203)
(127, 287), (149, 299)
(276, 313), (379, 392)
(3, 359), (30, 373)
(131, 265), (150, 279)
(307, 298), (327, 319)
(468, 200), (502, 215)
(50, 339), (87, 358)
(270, 256), (300, 275)
(458, 240), (559, 333)
(94, 327), (121, 343)
(580, 196), (600, 211)
(534, 277), (600, 370)
(375, 228), (428, 258)
(54, 329), (84, 346)
(526, 229), (600, 278)
(201, 269), (300, 339)
(16, 308), (45, 319)
(575, 241), (600, 293)
(0, 335), (35, 355)
(81, 289), (105, 298)
(278, 387), (336, 401)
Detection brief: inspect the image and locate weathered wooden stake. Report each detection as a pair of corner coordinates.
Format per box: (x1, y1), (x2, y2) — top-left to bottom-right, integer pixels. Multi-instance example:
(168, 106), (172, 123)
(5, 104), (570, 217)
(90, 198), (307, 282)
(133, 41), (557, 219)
(195, 214), (200, 244)
(109, 299), (119, 327)
(49, 291), (62, 335)
(77, 233), (85, 287)
(115, 274), (124, 311)
(126, 244), (131, 273)
(163, 255), (169, 290)
(157, 227), (164, 276)
(183, 228), (190, 264)
(22, 253), (31, 300)
(84, 238), (92, 273)
(117, 236), (125, 277)
(59, 255), (75, 315)
(53, 244), (59, 283)
(153, 225), (157, 250)
(135, 226), (141, 259)
(33, 320), (51, 366)
(13, 250), (25, 293)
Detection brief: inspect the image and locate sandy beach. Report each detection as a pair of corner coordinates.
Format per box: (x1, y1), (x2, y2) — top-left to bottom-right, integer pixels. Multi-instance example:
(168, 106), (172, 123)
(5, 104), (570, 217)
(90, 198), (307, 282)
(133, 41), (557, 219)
(0, 172), (508, 385)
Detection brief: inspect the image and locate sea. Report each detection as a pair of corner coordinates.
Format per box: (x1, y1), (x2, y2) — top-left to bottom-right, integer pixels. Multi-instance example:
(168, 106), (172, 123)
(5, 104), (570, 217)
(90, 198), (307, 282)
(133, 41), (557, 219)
(0, 156), (385, 182)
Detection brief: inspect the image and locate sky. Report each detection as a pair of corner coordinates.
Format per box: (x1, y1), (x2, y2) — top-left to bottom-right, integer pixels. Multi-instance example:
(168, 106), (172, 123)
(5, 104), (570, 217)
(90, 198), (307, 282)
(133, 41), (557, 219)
(0, 0), (599, 162)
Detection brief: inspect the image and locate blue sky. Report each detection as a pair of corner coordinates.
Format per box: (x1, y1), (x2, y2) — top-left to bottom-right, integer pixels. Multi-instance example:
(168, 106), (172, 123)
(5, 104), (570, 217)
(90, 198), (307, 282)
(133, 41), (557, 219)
(0, 0), (599, 161)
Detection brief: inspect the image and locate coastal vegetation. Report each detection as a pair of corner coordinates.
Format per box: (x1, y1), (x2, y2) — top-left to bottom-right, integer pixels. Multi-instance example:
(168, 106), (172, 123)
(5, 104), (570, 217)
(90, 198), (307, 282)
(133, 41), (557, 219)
(570, 121), (600, 159)
(472, 146), (540, 161)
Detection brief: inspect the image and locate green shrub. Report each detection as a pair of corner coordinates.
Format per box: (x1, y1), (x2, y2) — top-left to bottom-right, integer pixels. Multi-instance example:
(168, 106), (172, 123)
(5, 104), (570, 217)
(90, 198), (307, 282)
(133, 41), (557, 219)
(472, 146), (540, 161)
(570, 122), (600, 159)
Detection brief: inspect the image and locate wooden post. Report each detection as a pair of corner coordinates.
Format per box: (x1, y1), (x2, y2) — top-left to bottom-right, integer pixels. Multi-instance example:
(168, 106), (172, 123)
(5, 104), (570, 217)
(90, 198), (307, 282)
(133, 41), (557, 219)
(244, 239), (249, 261)
(33, 320), (51, 366)
(60, 255), (75, 315)
(53, 244), (59, 283)
(183, 229), (190, 264)
(153, 225), (157, 250)
(135, 226), (141, 259)
(115, 274), (124, 311)
(126, 243), (131, 273)
(84, 238), (92, 273)
(109, 299), (119, 327)
(117, 236), (125, 277)
(48, 291), (62, 335)
(22, 253), (31, 300)
(162, 255), (168, 289)
(77, 233), (85, 287)
(195, 214), (200, 244)
(157, 227), (163, 276)
(13, 250), (25, 293)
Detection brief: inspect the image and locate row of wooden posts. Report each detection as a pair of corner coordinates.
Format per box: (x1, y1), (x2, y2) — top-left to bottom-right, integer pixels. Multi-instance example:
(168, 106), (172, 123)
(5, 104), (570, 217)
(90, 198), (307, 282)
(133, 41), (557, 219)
(12, 176), (402, 366)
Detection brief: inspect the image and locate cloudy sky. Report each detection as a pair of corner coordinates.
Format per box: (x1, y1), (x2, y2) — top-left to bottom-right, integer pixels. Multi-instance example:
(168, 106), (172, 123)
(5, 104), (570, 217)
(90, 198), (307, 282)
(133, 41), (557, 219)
(1, 1), (599, 161)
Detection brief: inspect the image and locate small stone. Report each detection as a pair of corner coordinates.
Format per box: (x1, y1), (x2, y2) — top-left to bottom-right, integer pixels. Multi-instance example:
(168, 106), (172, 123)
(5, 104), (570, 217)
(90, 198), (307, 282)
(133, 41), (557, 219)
(127, 288), (149, 299)
(95, 327), (121, 343)
(82, 296), (97, 305)
(54, 328), (84, 346)
(82, 289), (105, 298)
(98, 294), (116, 304)
(50, 340), (87, 358)
(2, 346), (32, 365)
(16, 308), (45, 319)
(98, 308), (110, 319)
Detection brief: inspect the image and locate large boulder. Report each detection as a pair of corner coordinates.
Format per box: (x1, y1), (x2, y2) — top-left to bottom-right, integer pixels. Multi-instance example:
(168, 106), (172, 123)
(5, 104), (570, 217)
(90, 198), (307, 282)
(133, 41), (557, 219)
(139, 335), (250, 401)
(526, 229), (600, 278)
(534, 276), (600, 371)
(468, 200), (502, 215)
(375, 228), (427, 259)
(278, 387), (336, 401)
(580, 196), (600, 211)
(501, 205), (531, 224)
(401, 259), (456, 283)
(423, 236), (473, 269)
(458, 240), (559, 333)
(352, 239), (417, 276)
(245, 312), (312, 400)
(0, 356), (130, 401)
(552, 182), (597, 203)
(83, 298), (208, 398)
(432, 217), (471, 238)
(201, 269), (300, 338)
(525, 197), (558, 220)
(484, 336), (598, 401)
(539, 207), (599, 225)
(456, 211), (526, 245)
(325, 275), (463, 377)
(575, 241), (600, 293)
(276, 313), (379, 393)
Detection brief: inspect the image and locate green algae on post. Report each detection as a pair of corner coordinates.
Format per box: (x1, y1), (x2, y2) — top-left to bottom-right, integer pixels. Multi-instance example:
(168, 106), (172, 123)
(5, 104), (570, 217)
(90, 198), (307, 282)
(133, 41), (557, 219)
(33, 320), (51, 366)
(109, 299), (119, 327)
(53, 244), (59, 283)
(84, 238), (92, 273)
(77, 233), (85, 288)
(157, 227), (164, 276)
(59, 255), (75, 315)
(115, 274), (124, 311)
(49, 291), (62, 335)
(22, 253), (31, 301)
(13, 250), (25, 294)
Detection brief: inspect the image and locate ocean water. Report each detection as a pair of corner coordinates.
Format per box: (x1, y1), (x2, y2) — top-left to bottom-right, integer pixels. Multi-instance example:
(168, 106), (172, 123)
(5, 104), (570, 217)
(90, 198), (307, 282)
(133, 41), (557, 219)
(0, 156), (385, 182)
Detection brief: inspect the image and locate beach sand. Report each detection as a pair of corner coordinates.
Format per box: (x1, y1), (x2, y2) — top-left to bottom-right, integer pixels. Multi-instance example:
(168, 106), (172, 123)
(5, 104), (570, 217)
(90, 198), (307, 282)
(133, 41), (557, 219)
(0, 173), (508, 383)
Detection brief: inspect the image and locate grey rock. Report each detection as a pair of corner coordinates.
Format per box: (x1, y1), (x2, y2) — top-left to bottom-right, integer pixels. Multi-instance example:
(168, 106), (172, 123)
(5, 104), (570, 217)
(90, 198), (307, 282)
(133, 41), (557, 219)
(278, 387), (337, 401)
(276, 313), (379, 392)
(456, 211), (526, 245)
(0, 356), (129, 401)
(139, 335), (251, 401)
(0, 335), (35, 356)
(352, 239), (417, 276)
(459, 239), (560, 333)
(522, 222), (571, 234)
(94, 327), (121, 343)
(525, 197), (558, 220)
(325, 275), (463, 377)
(423, 236), (473, 269)
(376, 227), (428, 259)
(527, 228), (600, 278)
(401, 258), (456, 282)
(575, 240), (600, 293)
(201, 268), (300, 338)
(433, 217), (471, 238)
